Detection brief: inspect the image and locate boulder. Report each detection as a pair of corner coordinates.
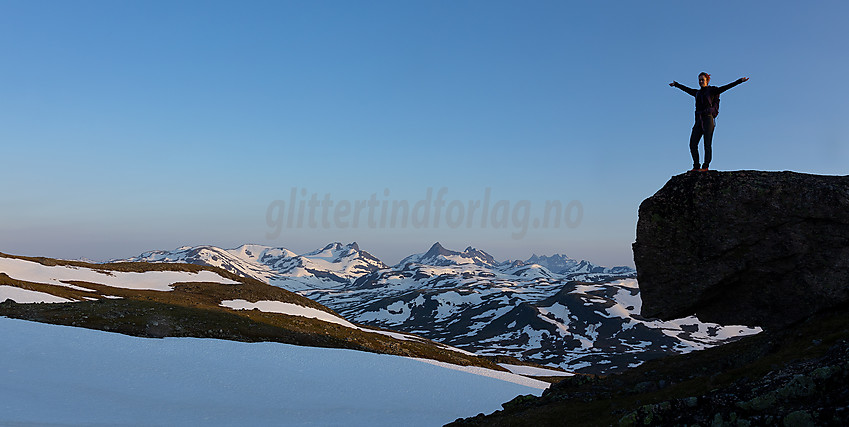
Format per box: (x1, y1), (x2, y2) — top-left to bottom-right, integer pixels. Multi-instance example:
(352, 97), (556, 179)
(633, 170), (849, 329)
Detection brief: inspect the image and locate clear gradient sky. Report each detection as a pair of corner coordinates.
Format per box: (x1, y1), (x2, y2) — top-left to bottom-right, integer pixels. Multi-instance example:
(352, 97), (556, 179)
(1, 1), (847, 266)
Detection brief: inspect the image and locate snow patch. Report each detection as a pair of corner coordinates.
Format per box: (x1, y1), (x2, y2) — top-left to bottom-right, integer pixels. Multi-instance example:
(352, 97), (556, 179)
(0, 256), (239, 291)
(413, 358), (550, 390)
(0, 285), (73, 304)
(498, 364), (574, 377)
(220, 299), (355, 328)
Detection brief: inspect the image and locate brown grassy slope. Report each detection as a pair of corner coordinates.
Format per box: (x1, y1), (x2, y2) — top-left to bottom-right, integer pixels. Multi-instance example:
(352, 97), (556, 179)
(0, 253), (503, 370)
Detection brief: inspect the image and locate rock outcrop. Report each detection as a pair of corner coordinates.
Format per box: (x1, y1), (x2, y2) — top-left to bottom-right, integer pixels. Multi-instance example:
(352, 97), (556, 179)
(633, 170), (849, 328)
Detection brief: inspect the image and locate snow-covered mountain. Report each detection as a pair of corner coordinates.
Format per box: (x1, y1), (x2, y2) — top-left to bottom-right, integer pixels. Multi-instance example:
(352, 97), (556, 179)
(123, 242), (387, 291)
(397, 242), (500, 268)
(523, 253), (636, 280)
(395, 243), (634, 280)
(113, 242), (759, 375)
(306, 271), (758, 374)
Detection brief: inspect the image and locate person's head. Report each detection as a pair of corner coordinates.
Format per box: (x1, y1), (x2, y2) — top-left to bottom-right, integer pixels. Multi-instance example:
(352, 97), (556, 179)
(698, 72), (711, 88)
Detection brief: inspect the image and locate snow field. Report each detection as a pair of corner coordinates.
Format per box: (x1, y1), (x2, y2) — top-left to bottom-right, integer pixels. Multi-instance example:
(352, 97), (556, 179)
(0, 256), (239, 291)
(0, 317), (544, 426)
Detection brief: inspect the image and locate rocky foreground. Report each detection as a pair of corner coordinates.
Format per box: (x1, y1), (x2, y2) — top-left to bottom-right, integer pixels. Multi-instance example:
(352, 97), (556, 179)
(452, 171), (849, 425)
(450, 306), (849, 426)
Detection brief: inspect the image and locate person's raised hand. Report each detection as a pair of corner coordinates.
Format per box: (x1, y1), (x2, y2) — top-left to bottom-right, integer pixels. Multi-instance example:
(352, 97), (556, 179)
(669, 81), (677, 87)
(741, 77), (749, 82)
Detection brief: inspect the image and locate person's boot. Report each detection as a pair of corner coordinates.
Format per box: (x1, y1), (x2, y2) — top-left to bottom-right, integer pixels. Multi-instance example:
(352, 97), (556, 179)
(699, 163), (710, 172)
(690, 163), (700, 172)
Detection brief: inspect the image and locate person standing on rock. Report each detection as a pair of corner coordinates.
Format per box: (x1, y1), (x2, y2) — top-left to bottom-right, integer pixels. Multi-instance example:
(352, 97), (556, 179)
(670, 73), (748, 171)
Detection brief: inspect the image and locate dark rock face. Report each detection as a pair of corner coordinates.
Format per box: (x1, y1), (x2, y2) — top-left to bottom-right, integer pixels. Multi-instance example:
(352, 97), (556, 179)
(633, 170), (849, 328)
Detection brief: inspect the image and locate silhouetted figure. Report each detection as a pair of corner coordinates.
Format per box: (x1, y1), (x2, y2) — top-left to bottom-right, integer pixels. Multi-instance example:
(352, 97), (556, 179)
(670, 73), (748, 171)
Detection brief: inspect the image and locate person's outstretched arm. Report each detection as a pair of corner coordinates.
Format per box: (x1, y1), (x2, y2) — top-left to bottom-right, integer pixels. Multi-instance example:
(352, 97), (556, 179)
(716, 77), (749, 94)
(669, 81), (698, 96)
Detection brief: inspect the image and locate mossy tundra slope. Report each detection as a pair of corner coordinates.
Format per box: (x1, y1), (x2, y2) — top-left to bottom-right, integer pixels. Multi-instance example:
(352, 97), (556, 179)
(0, 252), (514, 371)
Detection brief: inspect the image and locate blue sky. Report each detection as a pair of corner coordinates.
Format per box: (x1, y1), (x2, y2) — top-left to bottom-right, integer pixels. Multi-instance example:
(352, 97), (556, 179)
(1, 1), (847, 266)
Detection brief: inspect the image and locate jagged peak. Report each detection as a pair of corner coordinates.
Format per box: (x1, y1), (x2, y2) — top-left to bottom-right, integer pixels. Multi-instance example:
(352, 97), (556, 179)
(315, 242), (361, 255)
(321, 242), (344, 251)
(423, 242), (455, 258)
(526, 253), (574, 262)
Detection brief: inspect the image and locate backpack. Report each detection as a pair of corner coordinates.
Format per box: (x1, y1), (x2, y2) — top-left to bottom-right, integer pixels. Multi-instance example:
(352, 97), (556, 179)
(709, 87), (720, 118)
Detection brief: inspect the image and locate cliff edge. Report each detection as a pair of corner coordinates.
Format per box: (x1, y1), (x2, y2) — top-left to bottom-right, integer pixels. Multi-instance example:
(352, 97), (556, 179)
(633, 170), (849, 329)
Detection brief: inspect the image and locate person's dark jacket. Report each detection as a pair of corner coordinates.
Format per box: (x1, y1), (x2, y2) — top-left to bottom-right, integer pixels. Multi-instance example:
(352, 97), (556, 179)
(673, 78), (745, 118)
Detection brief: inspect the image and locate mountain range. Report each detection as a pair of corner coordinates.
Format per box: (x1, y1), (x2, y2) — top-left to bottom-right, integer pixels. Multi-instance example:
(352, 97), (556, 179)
(119, 242), (761, 374)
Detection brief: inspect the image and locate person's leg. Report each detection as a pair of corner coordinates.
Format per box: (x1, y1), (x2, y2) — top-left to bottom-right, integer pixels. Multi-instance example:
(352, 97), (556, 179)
(689, 122), (702, 169)
(702, 116), (716, 169)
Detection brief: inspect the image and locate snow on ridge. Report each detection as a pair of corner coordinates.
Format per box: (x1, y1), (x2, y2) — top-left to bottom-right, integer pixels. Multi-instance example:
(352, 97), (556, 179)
(413, 358), (550, 390)
(226, 244), (298, 262)
(220, 299), (355, 328)
(0, 256), (239, 291)
(219, 299), (479, 356)
(536, 307), (570, 335)
(0, 285), (74, 304)
(443, 254), (475, 265)
(498, 363), (574, 377)
(645, 315), (763, 352)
